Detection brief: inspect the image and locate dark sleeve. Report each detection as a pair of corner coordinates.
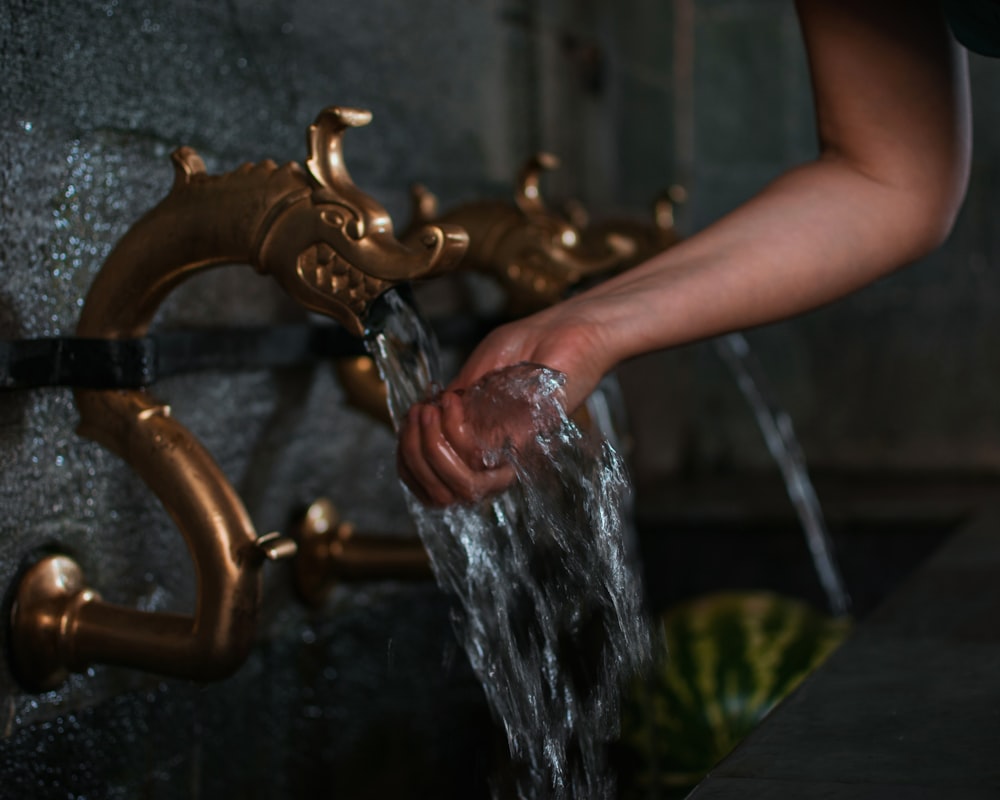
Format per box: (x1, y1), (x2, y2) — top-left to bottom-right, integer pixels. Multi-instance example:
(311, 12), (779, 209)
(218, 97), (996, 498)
(943, 0), (1000, 56)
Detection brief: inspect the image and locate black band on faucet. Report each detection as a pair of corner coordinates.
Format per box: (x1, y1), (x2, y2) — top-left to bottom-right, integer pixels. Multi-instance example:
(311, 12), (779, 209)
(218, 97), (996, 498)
(0, 315), (499, 390)
(0, 325), (365, 390)
(0, 336), (158, 390)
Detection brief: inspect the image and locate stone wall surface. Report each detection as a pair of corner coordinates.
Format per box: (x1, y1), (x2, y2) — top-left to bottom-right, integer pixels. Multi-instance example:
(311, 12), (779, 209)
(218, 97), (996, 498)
(4, 0), (1000, 797)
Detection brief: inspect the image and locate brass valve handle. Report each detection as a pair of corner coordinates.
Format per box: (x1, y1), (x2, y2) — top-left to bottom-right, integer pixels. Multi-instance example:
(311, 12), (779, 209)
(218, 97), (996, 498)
(9, 107), (466, 691)
(292, 499), (432, 608)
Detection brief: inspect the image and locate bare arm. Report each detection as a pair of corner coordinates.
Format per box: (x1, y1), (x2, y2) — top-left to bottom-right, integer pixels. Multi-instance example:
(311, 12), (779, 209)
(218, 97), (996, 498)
(399, 0), (972, 506)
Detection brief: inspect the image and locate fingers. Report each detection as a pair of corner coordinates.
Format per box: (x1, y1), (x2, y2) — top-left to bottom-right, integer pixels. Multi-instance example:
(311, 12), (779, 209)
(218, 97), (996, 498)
(396, 411), (440, 507)
(397, 399), (516, 508)
(398, 405), (457, 506)
(439, 391), (483, 465)
(435, 391), (517, 495)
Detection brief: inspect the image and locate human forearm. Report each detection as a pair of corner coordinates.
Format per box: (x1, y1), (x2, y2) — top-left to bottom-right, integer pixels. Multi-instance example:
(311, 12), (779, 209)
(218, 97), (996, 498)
(555, 0), (971, 370)
(574, 150), (968, 365)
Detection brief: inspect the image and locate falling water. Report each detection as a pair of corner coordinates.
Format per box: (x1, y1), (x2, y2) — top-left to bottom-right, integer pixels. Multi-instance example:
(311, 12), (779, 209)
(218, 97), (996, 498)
(366, 290), (651, 799)
(714, 332), (851, 617)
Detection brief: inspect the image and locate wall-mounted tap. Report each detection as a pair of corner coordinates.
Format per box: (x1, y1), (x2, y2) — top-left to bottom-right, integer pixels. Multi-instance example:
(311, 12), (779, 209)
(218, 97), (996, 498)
(408, 153), (631, 316)
(566, 192), (682, 273)
(77, 106), (467, 340)
(9, 107), (466, 691)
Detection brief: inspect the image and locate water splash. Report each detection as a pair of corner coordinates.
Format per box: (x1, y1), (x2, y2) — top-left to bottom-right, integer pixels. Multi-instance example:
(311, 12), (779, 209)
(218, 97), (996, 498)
(714, 333), (851, 617)
(367, 290), (651, 799)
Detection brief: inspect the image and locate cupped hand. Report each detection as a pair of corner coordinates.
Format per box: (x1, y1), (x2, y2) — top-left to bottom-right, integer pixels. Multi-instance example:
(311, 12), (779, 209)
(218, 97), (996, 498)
(396, 389), (517, 507)
(396, 302), (617, 507)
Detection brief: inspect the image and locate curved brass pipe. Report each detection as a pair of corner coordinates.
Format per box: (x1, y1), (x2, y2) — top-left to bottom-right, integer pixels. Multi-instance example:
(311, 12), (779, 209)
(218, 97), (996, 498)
(9, 107), (466, 691)
(334, 356), (393, 429)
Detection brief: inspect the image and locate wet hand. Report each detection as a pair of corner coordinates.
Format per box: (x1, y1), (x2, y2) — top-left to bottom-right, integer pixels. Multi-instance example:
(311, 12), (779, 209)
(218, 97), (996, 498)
(397, 389), (517, 507)
(396, 300), (616, 507)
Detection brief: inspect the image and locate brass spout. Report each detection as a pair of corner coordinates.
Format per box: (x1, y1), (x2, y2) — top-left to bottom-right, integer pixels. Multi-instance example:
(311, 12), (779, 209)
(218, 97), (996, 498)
(9, 106), (462, 691)
(78, 106), (467, 340)
(293, 499), (432, 608)
(407, 153), (630, 316)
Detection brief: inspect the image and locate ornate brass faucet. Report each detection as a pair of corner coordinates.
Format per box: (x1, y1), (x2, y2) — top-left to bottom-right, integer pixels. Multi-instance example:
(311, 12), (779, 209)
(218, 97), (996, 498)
(9, 107), (466, 691)
(567, 191), (681, 272)
(408, 153), (631, 315)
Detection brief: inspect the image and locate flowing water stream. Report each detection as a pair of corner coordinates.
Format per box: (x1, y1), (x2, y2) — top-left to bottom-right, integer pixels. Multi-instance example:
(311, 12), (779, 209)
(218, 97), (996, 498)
(367, 291), (651, 800)
(714, 332), (851, 617)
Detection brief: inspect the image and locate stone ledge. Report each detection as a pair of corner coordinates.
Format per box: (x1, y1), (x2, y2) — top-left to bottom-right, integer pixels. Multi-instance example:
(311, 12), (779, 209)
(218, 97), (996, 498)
(687, 507), (1000, 798)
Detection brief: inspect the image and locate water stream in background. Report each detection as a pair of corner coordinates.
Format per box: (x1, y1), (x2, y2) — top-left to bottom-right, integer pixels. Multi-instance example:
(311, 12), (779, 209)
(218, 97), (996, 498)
(367, 291), (651, 800)
(714, 332), (851, 617)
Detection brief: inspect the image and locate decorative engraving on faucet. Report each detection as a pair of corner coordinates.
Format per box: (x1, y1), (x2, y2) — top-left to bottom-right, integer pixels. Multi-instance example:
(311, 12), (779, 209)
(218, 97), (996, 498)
(569, 191), (682, 273)
(9, 107), (466, 691)
(292, 498), (432, 608)
(408, 152), (631, 315)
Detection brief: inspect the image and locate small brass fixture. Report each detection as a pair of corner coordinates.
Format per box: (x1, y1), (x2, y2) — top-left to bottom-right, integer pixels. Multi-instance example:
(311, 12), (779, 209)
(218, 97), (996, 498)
(293, 498), (432, 608)
(9, 107), (466, 691)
